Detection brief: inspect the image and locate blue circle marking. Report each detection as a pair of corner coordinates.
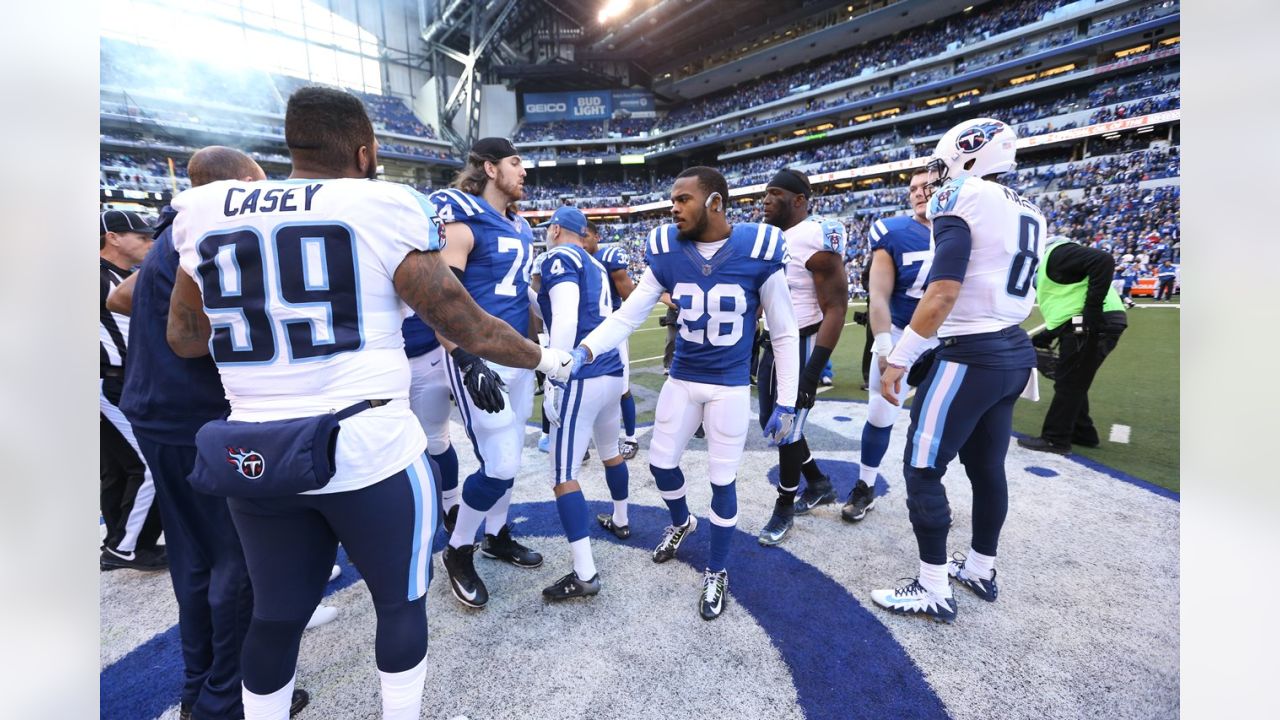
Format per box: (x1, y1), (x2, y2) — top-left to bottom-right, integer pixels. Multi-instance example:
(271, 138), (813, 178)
(1025, 466), (1059, 478)
(832, 415), (853, 422)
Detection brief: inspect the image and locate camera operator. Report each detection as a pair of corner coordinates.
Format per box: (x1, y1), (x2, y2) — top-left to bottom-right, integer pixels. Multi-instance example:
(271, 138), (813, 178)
(1019, 236), (1128, 455)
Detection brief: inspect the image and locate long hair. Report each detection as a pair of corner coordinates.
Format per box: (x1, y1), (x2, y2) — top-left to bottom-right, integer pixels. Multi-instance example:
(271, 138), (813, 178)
(451, 152), (491, 196)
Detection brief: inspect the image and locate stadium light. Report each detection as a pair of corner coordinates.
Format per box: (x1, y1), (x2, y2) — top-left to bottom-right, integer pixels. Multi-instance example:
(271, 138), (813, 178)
(598, 0), (633, 24)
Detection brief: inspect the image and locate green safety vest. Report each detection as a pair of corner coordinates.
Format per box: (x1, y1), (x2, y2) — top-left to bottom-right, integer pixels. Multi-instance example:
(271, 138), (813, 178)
(1036, 242), (1125, 331)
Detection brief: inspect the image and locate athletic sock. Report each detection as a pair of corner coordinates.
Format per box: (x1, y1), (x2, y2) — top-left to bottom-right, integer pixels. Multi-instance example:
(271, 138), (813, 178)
(651, 465), (690, 527)
(918, 561), (952, 598)
(800, 456), (825, 483)
(964, 548), (996, 580)
(777, 441), (806, 503)
(242, 674), (296, 720)
(620, 393), (637, 437)
(604, 463), (629, 524)
(430, 445), (459, 510)
(450, 472), (503, 548)
(708, 482), (738, 572)
(860, 423), (892, 481)
(379, 655), (427, 720)
(484, 486), (514, 536)
(569, 538), (597, 580)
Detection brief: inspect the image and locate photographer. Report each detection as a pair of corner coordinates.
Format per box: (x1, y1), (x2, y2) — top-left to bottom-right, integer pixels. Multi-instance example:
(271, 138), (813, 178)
(1019, 236), (1128, 455)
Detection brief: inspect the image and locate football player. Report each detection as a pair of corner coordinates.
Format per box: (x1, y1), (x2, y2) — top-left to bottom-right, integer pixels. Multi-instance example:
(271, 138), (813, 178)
(870, 118), (1044, 623)
(402, 316), (459, 529)
(533, 206), (630, 600)
(755, 169), (850, 545)
(573, 166), (800, 621)
(166, 87), (573, 719)
(429, 137), (543, 609)
(583, 221), (640, 461)
(850, 168), (938, 523)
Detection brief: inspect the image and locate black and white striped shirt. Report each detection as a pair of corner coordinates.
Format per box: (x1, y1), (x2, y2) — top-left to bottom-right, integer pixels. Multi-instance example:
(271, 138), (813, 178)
(100, 258), (131, 375)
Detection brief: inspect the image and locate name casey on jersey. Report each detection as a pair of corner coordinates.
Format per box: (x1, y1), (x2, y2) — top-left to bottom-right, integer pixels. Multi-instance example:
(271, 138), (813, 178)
(223, 184), (324, 217)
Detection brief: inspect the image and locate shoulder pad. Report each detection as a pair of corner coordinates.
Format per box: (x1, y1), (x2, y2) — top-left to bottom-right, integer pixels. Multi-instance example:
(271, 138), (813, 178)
(646, 224), (679, 255)
(428, 188), (485, 223)
(744, 223), (787, 263)
(927, 177), (969, 218)
(818, 217), (847, 254)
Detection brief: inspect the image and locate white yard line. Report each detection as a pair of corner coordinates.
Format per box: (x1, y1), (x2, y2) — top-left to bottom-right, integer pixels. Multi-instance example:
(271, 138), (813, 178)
(1109, 424), (1132, 443)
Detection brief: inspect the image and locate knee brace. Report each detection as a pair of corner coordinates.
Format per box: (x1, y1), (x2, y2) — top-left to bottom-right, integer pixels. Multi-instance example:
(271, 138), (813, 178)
(904, 469), (951, 533)
(650, 465), (686, 502)
(461, 473), (512, 513)
(709, 480), (738, 528)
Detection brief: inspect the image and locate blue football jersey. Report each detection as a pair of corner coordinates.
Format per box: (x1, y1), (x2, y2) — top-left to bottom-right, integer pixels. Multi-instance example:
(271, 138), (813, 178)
(401, 315), (439, 358)
(428, 188), (535, 336)
(594, 244), (630, 310)
(645, 222), (787, 387)
(537, 245), (623, 379)
(869, 215), (934, 329)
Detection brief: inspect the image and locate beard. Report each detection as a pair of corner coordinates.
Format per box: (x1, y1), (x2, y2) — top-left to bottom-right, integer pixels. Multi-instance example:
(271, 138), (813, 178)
(677, 209), (710, 242)
(495, 171), (523, 202)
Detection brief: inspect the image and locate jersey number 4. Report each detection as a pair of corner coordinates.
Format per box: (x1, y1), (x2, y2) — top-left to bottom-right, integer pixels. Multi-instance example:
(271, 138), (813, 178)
(671, 282), (747, 346)
(197, 224), (361, 364)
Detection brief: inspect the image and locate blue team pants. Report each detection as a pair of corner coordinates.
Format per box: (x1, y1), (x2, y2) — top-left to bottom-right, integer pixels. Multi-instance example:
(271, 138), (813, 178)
(136, 438), (252, 720)
(901, 359), (1031, 565)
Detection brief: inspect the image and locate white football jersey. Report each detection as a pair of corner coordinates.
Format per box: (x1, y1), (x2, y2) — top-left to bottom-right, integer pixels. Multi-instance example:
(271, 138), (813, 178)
(778, 217), (847, 328)
(927, 176), (1046, 337)
(172, 178), (443, 493)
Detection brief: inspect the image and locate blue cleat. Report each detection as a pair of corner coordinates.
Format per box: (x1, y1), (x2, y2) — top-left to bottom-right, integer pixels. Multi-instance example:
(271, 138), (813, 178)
(947, 553), (999, 602)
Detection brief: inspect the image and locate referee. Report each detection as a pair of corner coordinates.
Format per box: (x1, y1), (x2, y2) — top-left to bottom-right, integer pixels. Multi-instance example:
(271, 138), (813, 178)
(100, 209), (166, 570)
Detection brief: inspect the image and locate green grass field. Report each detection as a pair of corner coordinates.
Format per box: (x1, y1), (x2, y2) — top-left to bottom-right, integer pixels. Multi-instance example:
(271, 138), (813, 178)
(619, 299), (1181, 493)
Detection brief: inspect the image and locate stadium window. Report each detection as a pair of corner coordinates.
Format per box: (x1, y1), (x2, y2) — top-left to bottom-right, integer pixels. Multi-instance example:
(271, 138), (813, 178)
(1113, 44), (1152, 59)
(1158, 35), (1180, 46)
(1008, 72), (1038, 86)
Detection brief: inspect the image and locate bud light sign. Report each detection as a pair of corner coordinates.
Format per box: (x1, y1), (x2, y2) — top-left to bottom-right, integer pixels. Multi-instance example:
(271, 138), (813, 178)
(524, 91), (614, 122)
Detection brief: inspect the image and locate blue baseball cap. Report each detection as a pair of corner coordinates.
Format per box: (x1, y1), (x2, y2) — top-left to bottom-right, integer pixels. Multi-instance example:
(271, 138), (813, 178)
(538, 206), (588, 236)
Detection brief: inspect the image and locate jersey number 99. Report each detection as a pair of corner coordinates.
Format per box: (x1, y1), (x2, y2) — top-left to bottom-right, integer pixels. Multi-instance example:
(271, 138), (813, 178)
(196, 223), (362, 364)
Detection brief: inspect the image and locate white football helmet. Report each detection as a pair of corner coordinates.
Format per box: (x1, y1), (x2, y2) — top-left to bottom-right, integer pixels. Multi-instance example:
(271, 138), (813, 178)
(926, 118), (1018, 185)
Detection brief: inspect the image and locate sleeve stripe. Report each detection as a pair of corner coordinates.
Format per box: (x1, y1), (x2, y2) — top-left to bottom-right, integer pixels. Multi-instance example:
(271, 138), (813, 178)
(547, 245), (583, 268)
(871, 219), (888, 241)
(751, 223), (768, 258)
(648, 227), (659, 255)
(441, 188), (481, 216)
(457, 188), (484, 215)
(659, 225), (671, 253)
(764, 225), (781, 261)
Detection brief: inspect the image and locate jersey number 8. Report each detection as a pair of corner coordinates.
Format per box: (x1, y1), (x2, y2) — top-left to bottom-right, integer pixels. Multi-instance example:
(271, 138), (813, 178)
(196, 223), (361, 364)
(671, 282), (747, 346)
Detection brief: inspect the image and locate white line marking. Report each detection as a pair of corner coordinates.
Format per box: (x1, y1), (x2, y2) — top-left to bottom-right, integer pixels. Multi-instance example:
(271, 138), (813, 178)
(1109, 424), (1131, 443)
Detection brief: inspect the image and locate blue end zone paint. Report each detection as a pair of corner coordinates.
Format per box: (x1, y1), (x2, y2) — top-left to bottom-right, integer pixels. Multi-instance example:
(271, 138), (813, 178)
(833, 415), (852, 422)
(101, 547), (363, 720)
(103, 502), (947, 719)
(1025, 466), (1059, 478)
(766, 459), (890, 499)
(1011, 431), (1179, 502)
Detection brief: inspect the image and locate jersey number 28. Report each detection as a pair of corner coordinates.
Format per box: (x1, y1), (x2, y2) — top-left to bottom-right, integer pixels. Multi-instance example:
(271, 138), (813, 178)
(671, 282), (747, 346)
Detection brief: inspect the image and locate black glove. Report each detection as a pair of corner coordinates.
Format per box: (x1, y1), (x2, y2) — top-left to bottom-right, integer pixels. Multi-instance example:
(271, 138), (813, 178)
(451, 348), (507, 413)
(796, 345), (833, 410)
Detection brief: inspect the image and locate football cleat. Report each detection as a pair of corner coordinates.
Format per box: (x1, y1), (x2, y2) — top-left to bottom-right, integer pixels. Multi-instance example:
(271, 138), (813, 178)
(757, 503), (794, 546)
(542, 571), (601, 601)
(793, 476), (836, 514)
(948, 553), (999, 602)
(442, 544), (488, 609)
(596, 512), (631, 540)
(619, 437), (639, 460)
(481, 525), (543, 568)
(871, 578), (957, 623)
(699, 569), (729, 621)
(652, 515), (697, 563)
(537, 433), (551, 453)
(841, 480), (877, 523)
(442, 504), (459, 535)
(100, 546), (168, 572)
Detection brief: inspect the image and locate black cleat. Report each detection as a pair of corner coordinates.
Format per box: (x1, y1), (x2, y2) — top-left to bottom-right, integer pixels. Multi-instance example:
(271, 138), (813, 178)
(442, 543), (488, 608)
(597, 513), (631, 540)
(841, 480), (877, 523)
(699, 569), (729, 620)
(287, 689), (309, 717)
(948, 553), (999, 602)
(758, 502), (794, 546)
(793, 476), (836, 515)
(100, 546), (168, 572)
(652, 515), (697, 563)
(1017, 436), (1071, 455)
(542, 571), (601, 601)
(481, 525), (543, 568)
(442, 504), (458, 535)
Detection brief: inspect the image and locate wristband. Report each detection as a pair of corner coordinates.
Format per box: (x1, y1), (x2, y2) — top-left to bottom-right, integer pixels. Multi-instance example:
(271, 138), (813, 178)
(886, 326), (933, 368)
(450, 346), (481, 365)
(872, 332), (893, 356)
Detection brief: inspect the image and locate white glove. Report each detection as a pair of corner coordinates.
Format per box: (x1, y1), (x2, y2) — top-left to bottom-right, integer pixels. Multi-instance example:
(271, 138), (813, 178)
(542, 379), (563, 427)
(536, 346), (575, 383)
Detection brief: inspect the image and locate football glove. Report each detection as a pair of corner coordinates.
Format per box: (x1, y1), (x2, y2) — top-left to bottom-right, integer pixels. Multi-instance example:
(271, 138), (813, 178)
(451, 348), (506, 414)
(568, 346), (591, 379)
(536, 346), (576, 384)
(763, 405), (797, 447)
(542, 379), (563, 428)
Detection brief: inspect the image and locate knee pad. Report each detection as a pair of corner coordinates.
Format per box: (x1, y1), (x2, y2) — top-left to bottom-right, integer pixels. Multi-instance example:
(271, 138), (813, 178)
(709, 481), (738, 527)
(650, 464), (686, 501)
(866, 392), (901, 428)
(461, 473), (511, 513)
(904, 471), (951, 532)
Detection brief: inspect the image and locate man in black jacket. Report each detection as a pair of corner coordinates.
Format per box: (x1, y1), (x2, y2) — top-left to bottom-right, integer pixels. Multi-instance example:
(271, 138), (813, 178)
(1019, 236), (1128, 455)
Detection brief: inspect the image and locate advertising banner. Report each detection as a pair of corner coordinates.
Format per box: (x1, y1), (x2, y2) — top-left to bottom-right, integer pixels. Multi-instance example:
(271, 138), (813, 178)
(524, 91), (613, 122)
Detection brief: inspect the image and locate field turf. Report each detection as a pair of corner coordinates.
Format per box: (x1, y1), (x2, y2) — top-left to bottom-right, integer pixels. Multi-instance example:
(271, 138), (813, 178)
(618, 299), (1180, 492)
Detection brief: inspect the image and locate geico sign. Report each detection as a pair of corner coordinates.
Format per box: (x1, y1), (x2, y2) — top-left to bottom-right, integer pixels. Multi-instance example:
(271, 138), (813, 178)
(528, 103), (567, 113)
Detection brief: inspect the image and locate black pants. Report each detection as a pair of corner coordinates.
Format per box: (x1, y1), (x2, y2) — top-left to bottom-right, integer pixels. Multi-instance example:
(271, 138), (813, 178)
(100, 376), (163, 553)
(1156, 277), (1176, 300)
(860, 320), (873, 385)
(1040, 324), (1124, 447)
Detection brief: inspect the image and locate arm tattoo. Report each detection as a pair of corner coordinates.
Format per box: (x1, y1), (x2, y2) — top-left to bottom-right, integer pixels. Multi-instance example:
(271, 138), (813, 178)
(394, 251), (542, 369)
